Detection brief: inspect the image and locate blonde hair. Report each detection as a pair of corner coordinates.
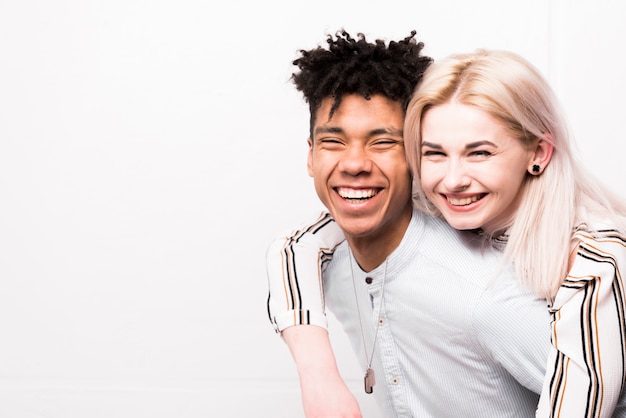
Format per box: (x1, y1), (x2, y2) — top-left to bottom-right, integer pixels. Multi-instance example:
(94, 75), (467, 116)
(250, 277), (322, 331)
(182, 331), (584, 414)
(405, 49), (626, 299)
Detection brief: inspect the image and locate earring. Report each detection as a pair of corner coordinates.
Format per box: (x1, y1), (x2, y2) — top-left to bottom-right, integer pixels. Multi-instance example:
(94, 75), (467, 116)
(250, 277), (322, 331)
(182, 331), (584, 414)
(532, 164), (540, 173)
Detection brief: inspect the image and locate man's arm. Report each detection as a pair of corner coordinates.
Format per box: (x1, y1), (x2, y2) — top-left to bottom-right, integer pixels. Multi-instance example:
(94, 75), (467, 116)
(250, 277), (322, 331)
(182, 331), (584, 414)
(283, 325), (362, 418)
(266, 212), (359, 417)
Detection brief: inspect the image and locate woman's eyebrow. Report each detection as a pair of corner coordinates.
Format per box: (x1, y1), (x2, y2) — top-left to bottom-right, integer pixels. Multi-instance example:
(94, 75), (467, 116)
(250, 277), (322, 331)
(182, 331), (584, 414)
(421, 141), (441, 149)
(465, 140), (496, 149)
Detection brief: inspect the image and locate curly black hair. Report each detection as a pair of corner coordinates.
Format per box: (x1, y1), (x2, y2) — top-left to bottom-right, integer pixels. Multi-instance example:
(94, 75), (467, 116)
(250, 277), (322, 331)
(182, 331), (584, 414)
(292, 29), (433, 135)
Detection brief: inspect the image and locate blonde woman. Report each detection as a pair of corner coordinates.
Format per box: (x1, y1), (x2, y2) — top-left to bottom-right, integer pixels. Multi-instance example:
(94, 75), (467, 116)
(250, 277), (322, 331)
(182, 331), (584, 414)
(404, 49), (626, 417)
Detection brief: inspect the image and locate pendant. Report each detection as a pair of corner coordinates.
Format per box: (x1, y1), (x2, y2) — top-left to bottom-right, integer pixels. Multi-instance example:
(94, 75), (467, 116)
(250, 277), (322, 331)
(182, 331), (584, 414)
(364, 367), (376, 394)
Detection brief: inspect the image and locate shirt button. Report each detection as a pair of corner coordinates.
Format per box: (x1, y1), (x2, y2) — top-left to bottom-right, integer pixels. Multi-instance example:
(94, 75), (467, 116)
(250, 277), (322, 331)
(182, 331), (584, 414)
(365, 277), (373, 284)
(378, 317), (385, 325)
(391, 377), (400, 385)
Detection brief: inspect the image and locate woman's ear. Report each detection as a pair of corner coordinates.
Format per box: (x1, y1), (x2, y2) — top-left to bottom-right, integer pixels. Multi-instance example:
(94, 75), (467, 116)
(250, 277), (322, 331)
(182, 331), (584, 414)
(528, 134), (554, 175)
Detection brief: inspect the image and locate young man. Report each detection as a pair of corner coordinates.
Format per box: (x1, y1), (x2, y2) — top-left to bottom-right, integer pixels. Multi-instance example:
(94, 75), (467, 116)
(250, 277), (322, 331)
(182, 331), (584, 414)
(267, 30), (550, 417)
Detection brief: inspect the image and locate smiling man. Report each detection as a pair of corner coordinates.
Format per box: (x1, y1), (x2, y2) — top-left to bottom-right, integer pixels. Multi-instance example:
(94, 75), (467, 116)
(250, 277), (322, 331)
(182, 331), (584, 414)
(308, 93), (412, 272)
(266, 30), (551, 418)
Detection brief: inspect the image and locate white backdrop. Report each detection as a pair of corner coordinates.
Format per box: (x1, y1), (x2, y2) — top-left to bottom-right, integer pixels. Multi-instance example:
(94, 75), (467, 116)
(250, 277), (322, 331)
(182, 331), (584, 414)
(0, 1), (625, 417)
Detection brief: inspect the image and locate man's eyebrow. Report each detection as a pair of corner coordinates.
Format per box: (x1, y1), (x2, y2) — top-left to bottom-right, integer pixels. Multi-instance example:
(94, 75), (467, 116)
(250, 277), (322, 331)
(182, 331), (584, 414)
(371, 127), (403, 137)
(314, 126), (344, 136)
(314, 126), (403, 137)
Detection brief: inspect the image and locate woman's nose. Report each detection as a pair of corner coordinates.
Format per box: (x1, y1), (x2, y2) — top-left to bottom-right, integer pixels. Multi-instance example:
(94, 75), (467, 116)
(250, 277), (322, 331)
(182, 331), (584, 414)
(442, 162), (470, 191)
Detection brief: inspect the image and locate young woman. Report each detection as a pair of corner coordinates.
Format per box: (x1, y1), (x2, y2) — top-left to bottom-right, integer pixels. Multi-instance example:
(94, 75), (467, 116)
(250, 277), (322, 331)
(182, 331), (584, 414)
(404, 49), (626, 417)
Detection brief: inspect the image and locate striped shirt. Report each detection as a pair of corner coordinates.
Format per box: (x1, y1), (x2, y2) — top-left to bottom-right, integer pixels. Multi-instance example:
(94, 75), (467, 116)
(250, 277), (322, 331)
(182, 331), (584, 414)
(267, 210), (551, 417)
(266, 211), (340, 332)
(535, 222), (626, 417)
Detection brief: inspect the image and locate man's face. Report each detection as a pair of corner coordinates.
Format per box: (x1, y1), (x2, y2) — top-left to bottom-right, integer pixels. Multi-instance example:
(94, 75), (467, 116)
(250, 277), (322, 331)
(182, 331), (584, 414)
(307, 94), (413, 248)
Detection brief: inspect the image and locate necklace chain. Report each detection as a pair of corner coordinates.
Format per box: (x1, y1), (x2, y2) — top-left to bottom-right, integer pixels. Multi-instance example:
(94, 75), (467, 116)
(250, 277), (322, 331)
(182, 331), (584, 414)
(349, 254), (388, 394)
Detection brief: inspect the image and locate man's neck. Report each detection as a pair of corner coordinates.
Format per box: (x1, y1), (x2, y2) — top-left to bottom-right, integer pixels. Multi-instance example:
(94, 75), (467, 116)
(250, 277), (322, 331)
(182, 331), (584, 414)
(347, 205), (413, 272)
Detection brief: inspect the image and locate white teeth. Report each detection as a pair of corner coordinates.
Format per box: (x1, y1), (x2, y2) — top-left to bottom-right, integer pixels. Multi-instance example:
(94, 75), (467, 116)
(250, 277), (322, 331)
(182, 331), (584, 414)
(447, 195), (481, 206)
(337, 188), (377, 199)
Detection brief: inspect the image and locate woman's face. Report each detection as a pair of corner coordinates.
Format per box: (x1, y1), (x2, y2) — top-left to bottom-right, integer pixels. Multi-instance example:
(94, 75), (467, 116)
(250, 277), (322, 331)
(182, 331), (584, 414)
(419, 101), (535, 234)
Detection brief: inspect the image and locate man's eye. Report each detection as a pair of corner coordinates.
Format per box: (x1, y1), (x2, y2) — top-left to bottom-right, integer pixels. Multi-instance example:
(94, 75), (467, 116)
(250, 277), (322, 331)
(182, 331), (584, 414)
(372, 139), (400, 149)
(319, 138), (342, 144)
(317, 138), (345, 149)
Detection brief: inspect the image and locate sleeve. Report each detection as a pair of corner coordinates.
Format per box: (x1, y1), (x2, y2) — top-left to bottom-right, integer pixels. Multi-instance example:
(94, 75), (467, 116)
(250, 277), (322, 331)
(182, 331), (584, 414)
(535, 233), (626, 417)
(474, 277), (552, 395)
(266, 211), (346, 333)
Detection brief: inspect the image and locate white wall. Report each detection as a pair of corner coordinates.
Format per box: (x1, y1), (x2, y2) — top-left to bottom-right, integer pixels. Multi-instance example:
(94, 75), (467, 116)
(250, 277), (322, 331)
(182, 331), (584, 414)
(0, 1), (624, 417)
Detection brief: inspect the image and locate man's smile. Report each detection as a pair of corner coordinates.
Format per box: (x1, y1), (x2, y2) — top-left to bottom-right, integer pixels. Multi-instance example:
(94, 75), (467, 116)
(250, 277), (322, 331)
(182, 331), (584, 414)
(336, 187), (381, 202)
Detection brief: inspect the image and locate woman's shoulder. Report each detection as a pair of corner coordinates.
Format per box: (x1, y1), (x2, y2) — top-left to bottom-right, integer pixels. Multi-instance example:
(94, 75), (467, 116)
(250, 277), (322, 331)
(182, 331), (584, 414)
(573, 217), (626, 250)
(567, 217), (626, 285)
(550, 219), (626, 310)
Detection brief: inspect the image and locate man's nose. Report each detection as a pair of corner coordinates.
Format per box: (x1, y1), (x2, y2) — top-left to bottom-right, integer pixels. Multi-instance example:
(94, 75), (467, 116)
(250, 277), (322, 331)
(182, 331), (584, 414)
(338, 145), (373, 175)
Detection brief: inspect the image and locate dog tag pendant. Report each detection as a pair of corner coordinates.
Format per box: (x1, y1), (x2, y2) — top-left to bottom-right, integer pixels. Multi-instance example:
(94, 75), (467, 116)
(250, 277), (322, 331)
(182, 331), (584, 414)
(364, 367), (376, 394)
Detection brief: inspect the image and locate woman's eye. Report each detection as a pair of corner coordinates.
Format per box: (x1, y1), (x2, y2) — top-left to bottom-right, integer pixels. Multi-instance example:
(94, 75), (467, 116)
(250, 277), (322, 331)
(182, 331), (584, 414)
(422, 150), (444, 157)
(470, 150), (492, 157)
